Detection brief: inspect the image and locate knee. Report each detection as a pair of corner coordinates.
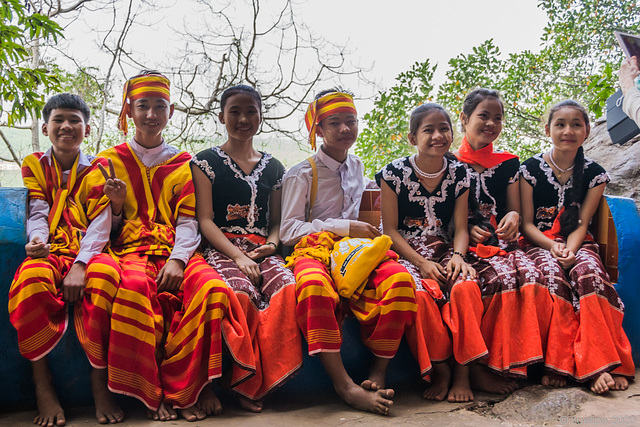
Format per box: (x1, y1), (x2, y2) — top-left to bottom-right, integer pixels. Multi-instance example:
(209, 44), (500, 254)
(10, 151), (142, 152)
(450, 280), (480, 299)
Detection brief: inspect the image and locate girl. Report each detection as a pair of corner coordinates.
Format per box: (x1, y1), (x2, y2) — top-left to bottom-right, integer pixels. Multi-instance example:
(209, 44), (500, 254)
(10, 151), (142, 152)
(377, 103), (514, 403)
(520, 100), (635, 394)
(454, 89), (552, 386)
(191, 85), (302, 411)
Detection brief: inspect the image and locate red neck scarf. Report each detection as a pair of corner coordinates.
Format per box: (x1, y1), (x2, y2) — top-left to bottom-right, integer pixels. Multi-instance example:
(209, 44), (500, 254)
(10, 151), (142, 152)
(456, 135), (518, 169)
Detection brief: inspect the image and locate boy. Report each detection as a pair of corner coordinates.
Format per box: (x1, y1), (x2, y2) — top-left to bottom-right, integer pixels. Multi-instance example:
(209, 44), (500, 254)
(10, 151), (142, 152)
(8, 93), (118, 426)
(78, 71), (255, 422)
(280, 89), (417, 415)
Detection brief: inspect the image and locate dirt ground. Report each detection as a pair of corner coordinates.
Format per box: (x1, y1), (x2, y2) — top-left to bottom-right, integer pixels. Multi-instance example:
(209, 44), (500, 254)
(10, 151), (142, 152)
(2, 370), (640, 427)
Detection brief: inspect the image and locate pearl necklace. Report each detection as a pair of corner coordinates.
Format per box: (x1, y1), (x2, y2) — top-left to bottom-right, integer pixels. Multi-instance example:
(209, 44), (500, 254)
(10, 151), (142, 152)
(410, 154), (447, 179)
(548, 149), (574, 178)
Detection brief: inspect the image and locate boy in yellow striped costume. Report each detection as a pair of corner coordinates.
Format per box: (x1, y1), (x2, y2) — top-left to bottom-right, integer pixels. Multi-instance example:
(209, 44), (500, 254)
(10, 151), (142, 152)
(280, 88), (417, 416)
(77, 72), (255, 422)
(8, 94), (114, 427)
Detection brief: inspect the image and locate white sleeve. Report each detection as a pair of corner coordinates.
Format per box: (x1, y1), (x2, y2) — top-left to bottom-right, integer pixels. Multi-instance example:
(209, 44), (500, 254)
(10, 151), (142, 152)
(622, 86), (640, 128)
(279, 172), (350, 246)
(75, 208), (111, 265)
(27, 198), (50, 243)
(169, 215), (201, 265)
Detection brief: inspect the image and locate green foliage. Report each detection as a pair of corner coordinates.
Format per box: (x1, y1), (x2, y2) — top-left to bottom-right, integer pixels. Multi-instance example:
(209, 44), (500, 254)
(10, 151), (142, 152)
(356, 60), (436, 175)
(358, 0), (640, 177)
(0, 0), (62, 125)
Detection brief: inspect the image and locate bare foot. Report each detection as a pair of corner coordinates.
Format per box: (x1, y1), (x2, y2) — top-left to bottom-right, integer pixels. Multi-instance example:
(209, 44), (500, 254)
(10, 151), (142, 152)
(448, 363), (473, 402)
(469, 364), (518, 395)
(239, 396), (263, 413)
(196, 386), (222, 416)
(611, 375), (629, 391)
(423, 362), (451, 401)
(362, 357), (389, 392)
(361, 379), (381, 391)
(32, 359), (66, 427)
(590, 372), (615, 394)
(336, 382), (394, 415)
(179, 406), (206, 422)
(91, 369), (124, 424)
(541, 372), (567, 388)
(151, 400), (177, 421)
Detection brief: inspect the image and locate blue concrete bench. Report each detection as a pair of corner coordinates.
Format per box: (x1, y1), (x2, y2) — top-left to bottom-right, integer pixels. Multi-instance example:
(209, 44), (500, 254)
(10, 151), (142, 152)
(1, 187), (639, 411)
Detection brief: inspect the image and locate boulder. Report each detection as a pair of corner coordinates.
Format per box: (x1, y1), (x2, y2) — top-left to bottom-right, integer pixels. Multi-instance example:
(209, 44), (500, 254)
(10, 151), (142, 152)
(584, 119), (640, 207)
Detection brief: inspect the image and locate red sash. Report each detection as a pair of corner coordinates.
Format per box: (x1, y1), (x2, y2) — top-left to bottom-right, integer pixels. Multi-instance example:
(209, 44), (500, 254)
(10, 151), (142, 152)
(456, 136), (518, 169)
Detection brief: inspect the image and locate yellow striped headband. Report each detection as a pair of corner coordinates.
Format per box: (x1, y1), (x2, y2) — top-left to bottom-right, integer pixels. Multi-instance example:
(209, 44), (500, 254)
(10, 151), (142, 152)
(305, 92), (357, 150)
(117, 72), (171, 135)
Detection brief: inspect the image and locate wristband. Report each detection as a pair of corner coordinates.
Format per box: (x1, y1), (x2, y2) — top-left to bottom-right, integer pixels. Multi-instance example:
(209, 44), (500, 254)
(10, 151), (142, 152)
(266, 241), (277, 249)
(453, 251), (465, 258)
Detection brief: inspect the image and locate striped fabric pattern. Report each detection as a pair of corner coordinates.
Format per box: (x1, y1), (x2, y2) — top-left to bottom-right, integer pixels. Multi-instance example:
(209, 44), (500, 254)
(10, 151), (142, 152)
(291, 231), (417, 358)
(118, 73), (171, 135)
(9, 153), (109, 361)
(304, 92), (357, 150)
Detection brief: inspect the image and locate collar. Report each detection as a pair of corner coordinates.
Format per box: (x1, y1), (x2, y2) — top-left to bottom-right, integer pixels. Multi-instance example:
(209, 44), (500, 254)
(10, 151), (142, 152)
(317, 144), (343, 172)
(130, 137), (167, 156)
(43, 147), (92, 170)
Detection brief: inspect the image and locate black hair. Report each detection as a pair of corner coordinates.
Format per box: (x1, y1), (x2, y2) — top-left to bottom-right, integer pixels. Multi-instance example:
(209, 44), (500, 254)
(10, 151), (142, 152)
(314, 86), (354, 100)
(408, 103), (458, 162)
(220, 84), (262, 112)
(467, 193), (499, 246)
(460, 88), (504, 131)
(42, 93), (90, 123)
(547, 100), (590, 240)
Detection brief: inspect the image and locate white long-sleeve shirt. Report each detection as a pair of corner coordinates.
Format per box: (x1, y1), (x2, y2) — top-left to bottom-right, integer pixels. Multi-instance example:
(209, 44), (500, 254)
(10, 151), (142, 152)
(280, 145), (367, 246)
(623, 85), (640, 129)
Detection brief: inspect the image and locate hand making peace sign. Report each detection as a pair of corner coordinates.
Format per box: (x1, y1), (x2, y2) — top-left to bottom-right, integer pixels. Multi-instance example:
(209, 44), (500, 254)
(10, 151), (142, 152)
(99, 158), (127, 216)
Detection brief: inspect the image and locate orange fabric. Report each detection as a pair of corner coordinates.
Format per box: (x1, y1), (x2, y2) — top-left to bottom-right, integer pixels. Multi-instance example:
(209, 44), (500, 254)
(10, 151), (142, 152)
(304, 92), (357, 150)
(441, 280), (488, 365)
(404, 286), (452, 379)
(469, 244), (507, 258)
(456, 135), (518, 169)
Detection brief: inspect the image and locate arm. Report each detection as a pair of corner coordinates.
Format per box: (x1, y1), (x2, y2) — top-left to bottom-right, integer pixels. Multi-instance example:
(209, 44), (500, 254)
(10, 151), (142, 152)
(447, 190), (476, 280)
(562, 183), (606, 265)
(380, 181), (446, 285)
(246, 188), (280, 261)
(25, 198), (51, 258)
(620, 56), (640, 126)
(519, 177), (568, 261)
(495, 181), (521, 242)
(62, 208), (112, 303)
(279, 171), (351, 245)
(191, 165), (261, 284)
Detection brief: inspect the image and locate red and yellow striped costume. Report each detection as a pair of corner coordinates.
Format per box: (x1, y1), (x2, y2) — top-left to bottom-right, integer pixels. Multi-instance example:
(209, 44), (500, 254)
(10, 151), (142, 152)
(77, 142), (255, 410)
(9, 152), (109, 361)
(286, 231), (417, 358)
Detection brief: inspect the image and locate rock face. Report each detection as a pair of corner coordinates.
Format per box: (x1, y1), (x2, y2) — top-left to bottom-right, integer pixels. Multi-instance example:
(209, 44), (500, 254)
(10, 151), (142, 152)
(584, 119), (640, 207)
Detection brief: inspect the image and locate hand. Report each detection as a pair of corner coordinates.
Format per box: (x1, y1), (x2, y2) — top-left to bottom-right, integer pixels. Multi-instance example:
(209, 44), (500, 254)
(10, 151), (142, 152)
(549, 241), (568, 259)
(469, 225), (492, 245)
(156, 259), (185, 292)
(99, 158), (127, 215)
(62, 262), (86, 303)
(25, 236), (50, 258)
(348, 221), (382, 239)
(245, 244), (276, 261)
(446, 253), (476, 281)
(495, 211), (520, 242)
(417, 259), (447, 286)
(619, 56), (639, 92)
(233, 253), (261, 286)
(556, 250), (576, 270)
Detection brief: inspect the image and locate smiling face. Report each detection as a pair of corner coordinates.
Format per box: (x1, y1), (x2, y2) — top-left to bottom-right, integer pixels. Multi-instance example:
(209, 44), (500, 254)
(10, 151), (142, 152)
(408, 110), (453, 158)
(130, 96), (174, 144)
(461, 98), (503, 150)
(316, 112), (358, 160)
(42, 108), (90, 157)
(545, 106), (590, 153)
(218, 92), (262, 142)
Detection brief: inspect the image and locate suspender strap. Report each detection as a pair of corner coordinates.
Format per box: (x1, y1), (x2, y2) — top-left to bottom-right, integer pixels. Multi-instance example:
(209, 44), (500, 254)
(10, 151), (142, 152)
(307, 156), (318, 220)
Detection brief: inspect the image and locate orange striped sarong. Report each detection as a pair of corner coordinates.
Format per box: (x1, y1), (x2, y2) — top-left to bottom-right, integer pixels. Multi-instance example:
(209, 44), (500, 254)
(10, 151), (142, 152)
(290, 232), (417, 358)
(9, 254), (74, 360)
